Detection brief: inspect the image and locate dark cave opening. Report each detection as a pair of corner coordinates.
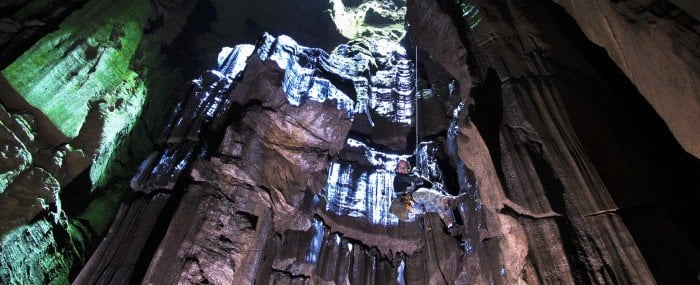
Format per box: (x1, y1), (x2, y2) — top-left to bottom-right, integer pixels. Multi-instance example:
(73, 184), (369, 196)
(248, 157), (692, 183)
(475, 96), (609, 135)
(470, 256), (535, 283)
(59, 167), (92, 217)
(128, 188), (188, 283)
(468, 69), (506, 188)
(166, 0), (219, 80)
(165, 0), (347, 81)
(525, 0), (700, 283)
(0, 0), (91, 69)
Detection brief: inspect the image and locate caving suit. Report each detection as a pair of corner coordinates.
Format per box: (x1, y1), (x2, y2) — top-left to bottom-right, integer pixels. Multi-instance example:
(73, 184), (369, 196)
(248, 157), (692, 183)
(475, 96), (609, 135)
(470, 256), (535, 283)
(392, 172), (468, 228)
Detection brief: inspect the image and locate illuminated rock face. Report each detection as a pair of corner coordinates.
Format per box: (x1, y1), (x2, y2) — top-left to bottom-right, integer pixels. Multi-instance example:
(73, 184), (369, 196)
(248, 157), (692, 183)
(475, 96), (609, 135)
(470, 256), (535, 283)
(0, 105), (32, 195)
(258, 34), (355, 116)
(323, 138), (413, 226)
(77, 32), (445, 282)
(2, 0), (150, 140)
(408, 0), (699, 284)
(257, 33), (416, 126)
(330, 0), (407, 41)
(0, 0), (189, 283)
(130, 44), (255, 193)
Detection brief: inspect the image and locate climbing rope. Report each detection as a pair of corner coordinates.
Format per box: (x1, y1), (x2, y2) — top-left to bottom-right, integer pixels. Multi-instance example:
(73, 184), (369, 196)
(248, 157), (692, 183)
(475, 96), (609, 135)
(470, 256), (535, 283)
(426, 214), (450, 284)
(415, 46), (420, 157)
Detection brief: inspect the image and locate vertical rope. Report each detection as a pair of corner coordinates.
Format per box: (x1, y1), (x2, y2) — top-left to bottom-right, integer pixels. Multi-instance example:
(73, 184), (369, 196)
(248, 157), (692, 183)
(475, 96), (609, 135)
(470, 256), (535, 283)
(426, 215), (450, 284)
(415, 46), (419, 155)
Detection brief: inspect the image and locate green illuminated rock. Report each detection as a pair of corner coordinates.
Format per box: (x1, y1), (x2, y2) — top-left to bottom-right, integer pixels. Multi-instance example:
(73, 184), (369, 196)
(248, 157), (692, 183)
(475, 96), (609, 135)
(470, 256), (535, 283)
(77, 182), (127, 235)
(0, 217), (84, 285)
(1, 0), (150, 140)
(0, 167), (62, 239)
(0, 0), (174, 283)
(0, 122), (32, 195)
(0, 143), (82, 284)
(0, 0), (172, 190)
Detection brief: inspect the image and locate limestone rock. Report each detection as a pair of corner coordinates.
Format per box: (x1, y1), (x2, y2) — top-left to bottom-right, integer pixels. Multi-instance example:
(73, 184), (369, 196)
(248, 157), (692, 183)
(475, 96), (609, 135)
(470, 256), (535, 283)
(0, 218), (82, 285)
(1, 0), (696, 283)
(330, 0), (407, 41)
(0, 167), (59, 236)
(0, 0), (198, 283)
(549, 0), (700, 158)
(0, 106), (32, 194)
(407, 0), (472, 98)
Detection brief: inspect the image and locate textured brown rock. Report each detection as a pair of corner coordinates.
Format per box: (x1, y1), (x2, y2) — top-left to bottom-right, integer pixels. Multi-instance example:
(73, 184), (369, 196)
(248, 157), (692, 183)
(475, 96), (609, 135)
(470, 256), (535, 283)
(0, 167), (59, 236)
(405, 0), (699, 283)
(456, 119), (529, 284)
(224, 56), (353, 232)
(463, 0), (657, 281)
(548, 0), (700, 158)
(73, 193), (171, 284)
(131, 34), (487, 284)
(142, 52), (355, 284)
(142, 181), (269, 284)
(407, 0), (472, 98)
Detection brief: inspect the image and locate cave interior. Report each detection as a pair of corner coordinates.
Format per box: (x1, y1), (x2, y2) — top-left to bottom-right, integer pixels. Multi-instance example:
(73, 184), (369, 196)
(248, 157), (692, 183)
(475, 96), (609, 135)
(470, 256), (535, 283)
(0, 0), (698, 284)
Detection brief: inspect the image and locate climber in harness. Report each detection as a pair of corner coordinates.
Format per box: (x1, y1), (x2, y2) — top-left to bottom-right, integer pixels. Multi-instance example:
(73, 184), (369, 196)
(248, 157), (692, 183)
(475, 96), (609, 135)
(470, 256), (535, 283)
(390, 159), (468, 236)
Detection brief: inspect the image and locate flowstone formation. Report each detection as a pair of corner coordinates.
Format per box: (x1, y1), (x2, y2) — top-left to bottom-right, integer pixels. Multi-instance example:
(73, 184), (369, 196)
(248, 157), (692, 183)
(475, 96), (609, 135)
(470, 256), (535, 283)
(75, 27), (479, 282)
(0, 0), (188, 283)
(408, 0), (699, 283)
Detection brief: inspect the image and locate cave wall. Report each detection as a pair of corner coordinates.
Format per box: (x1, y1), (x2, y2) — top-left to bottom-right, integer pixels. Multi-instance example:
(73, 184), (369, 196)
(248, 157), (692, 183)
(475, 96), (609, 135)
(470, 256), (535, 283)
(409, 0), (698, 283)
(0, 0), (353, 282)
(139, 54), (354, 284)
(0, 0), (180, 283)
(73, 26), (475, 283)
(548, 0), (700, 158)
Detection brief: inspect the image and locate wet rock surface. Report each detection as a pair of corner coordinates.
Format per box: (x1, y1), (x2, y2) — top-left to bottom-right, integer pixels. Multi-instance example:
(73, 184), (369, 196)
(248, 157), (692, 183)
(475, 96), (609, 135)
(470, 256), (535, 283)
(330, 0), (407, 41)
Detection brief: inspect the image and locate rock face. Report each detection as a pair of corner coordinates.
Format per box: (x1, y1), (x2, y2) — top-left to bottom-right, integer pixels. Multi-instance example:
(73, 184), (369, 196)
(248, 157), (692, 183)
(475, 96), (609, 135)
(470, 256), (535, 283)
(0, 0), (90, 68)
(548, 0), (700, 158)
(0, 0), (193, 283)
(140, 83), (354, 280)
(406, 0), (699, 283)
(76, 29), (488, 283)
(330, 0), (407, 41)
